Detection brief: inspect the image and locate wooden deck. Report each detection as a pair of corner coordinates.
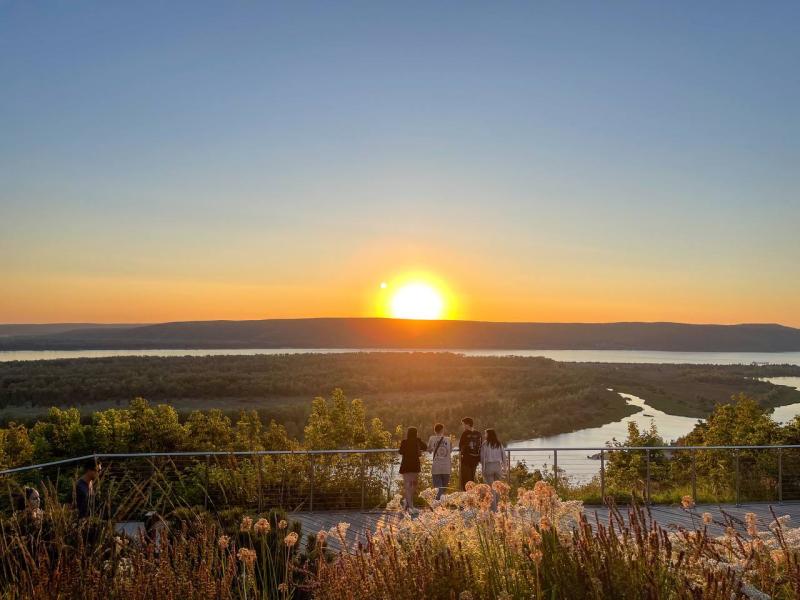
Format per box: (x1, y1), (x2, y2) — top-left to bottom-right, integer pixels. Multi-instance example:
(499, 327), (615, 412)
(291, 502), (800, 551)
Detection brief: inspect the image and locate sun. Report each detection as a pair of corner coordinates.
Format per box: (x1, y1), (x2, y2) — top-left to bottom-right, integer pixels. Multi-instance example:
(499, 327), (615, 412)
(389, 282), (445, 320)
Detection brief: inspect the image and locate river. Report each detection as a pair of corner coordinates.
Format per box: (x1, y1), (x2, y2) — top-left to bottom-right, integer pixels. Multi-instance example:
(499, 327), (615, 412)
(1, 348), (800, 364)
(506, 377), (800, 483)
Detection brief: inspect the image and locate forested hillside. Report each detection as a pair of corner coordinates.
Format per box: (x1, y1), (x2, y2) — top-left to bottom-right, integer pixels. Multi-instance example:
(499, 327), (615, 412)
(1, 353), (798, 440)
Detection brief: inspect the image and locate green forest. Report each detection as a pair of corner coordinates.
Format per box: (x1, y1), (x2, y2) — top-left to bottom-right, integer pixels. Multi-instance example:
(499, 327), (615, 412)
(1, 353), (799, 511)
(1, 353), (798, 442)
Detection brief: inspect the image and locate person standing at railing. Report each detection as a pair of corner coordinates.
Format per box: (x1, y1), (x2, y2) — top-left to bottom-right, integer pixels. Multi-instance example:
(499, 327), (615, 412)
(398, 427), (426, 512)
(427, 423), (452, 500)
(480, 429), (508, 510)
(74, 459), (100, 519)
(459, 417), (482, 491)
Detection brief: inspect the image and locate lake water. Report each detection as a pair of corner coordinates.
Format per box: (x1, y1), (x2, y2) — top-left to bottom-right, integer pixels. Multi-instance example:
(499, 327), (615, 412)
(507, 377), (800, 483)
(2, 348), (800, 364)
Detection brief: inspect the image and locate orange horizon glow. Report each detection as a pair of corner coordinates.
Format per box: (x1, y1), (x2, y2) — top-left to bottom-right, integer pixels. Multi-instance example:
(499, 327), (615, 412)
(1, 268), (799, 327)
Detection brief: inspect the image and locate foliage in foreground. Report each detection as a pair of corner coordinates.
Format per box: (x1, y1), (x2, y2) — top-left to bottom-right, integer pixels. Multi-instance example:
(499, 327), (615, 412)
(5, 479), (800, 599)
(312, 482), (800, 599)
(0, 492), (317, 600)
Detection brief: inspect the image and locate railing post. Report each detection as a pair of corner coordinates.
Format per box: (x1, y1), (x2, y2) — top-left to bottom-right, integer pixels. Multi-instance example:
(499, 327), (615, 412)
(388, 460), (396, 503)
(204, 454), (210, 510)
(146, 457), (154, 505)
(309, 454), (315, 512)
(600, 449), (605, 504)
(553, 449), (558, 490)
(360, 452), (366, 511)
(735, 449), (740, 507)
(645, 449), (651, 505)
(506, 450), (512, 483)
(778, 448), (783, 504)
(257, 453), (263, 512)
(691, 450), (697, 501)
(280, 454), (287, 508)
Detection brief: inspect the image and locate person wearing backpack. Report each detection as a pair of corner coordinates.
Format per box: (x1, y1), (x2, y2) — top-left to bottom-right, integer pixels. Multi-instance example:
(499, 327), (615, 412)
(458, 417), (482, 491)
(427, 423), (452, 499)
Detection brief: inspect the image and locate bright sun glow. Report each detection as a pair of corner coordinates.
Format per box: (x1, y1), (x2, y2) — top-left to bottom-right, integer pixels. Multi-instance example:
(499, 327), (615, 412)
(389, 282), (445, 320)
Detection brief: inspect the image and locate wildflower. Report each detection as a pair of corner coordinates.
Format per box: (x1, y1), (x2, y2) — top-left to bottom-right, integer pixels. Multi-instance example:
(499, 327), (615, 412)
(316, 530), (328, 545)
(335, 522), (350, 540)
(492, 480), (510, 497)
(528, 528), (542, 545)
(518, 489), (537, 509)
(459, 592), (473, 600)
(284, 532), (299, 547)
(278, 519), (288, 530)
(702, 512), (713, 525)
(745, 512), (758, 537)
(529, 549), (543, 565)
(237, 547), (257, 568)
(771, 549), (787, 566)
(770, 515), (791, 530)
(278, 583), (289, 593)
(386, 494), (404, 512)
(419, 487), (438, 506)
(240, 516), (253, 532)
(648, 531), (659, 546)
(464, 481), (476, 492)
(254, 518), (271, 535)
(218, 535), (230, 550)
(680, 495), (695, 510)
(532, 481), (558, 515)
(539, 516), (552, 532)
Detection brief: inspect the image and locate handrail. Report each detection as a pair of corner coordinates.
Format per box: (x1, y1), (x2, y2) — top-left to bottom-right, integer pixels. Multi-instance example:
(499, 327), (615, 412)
(3, 444), (800, 476)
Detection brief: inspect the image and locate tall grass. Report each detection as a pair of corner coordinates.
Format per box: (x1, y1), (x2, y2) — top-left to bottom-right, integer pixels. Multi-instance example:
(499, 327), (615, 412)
(4, 477), (800, 598)
(311, 481), (799, 599)
(0, 483), (312, 599)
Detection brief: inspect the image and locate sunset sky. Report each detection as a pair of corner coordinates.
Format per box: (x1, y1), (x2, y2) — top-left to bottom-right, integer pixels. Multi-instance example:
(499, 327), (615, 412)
(1, 2), (798, 326)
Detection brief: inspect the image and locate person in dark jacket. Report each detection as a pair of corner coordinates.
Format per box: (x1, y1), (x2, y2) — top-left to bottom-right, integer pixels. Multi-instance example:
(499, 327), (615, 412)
(75, 459), (100, 519)
(398, 427), (426, 511)
(459, 417), (483, 491)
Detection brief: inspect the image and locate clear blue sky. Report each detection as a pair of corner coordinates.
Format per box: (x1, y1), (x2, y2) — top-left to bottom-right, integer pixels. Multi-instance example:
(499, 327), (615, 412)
(1, 1), (798, 324)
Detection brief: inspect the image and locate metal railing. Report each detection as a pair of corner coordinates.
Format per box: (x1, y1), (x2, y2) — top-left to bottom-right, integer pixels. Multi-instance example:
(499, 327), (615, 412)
(2, 444), (800, 513)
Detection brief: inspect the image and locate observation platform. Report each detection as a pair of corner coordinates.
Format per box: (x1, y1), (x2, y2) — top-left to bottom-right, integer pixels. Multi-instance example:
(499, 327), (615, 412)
(291, 502), (800, 551)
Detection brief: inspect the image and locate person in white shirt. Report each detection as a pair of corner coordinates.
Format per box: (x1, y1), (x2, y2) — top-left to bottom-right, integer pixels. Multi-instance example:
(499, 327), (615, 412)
(480, 428), (508, 509)
(427, 423), (452, 499)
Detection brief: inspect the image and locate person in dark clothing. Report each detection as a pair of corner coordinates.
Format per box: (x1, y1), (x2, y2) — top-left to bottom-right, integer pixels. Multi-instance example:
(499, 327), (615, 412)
(75, 459), (99, 519)
(459, 417), (482, 491)
(398, 427), (426, 511)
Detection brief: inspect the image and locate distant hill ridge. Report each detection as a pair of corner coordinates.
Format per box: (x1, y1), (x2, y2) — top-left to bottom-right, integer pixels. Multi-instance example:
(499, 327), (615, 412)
(0, 323), (141, 338)
(1, 318), (799, 352)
